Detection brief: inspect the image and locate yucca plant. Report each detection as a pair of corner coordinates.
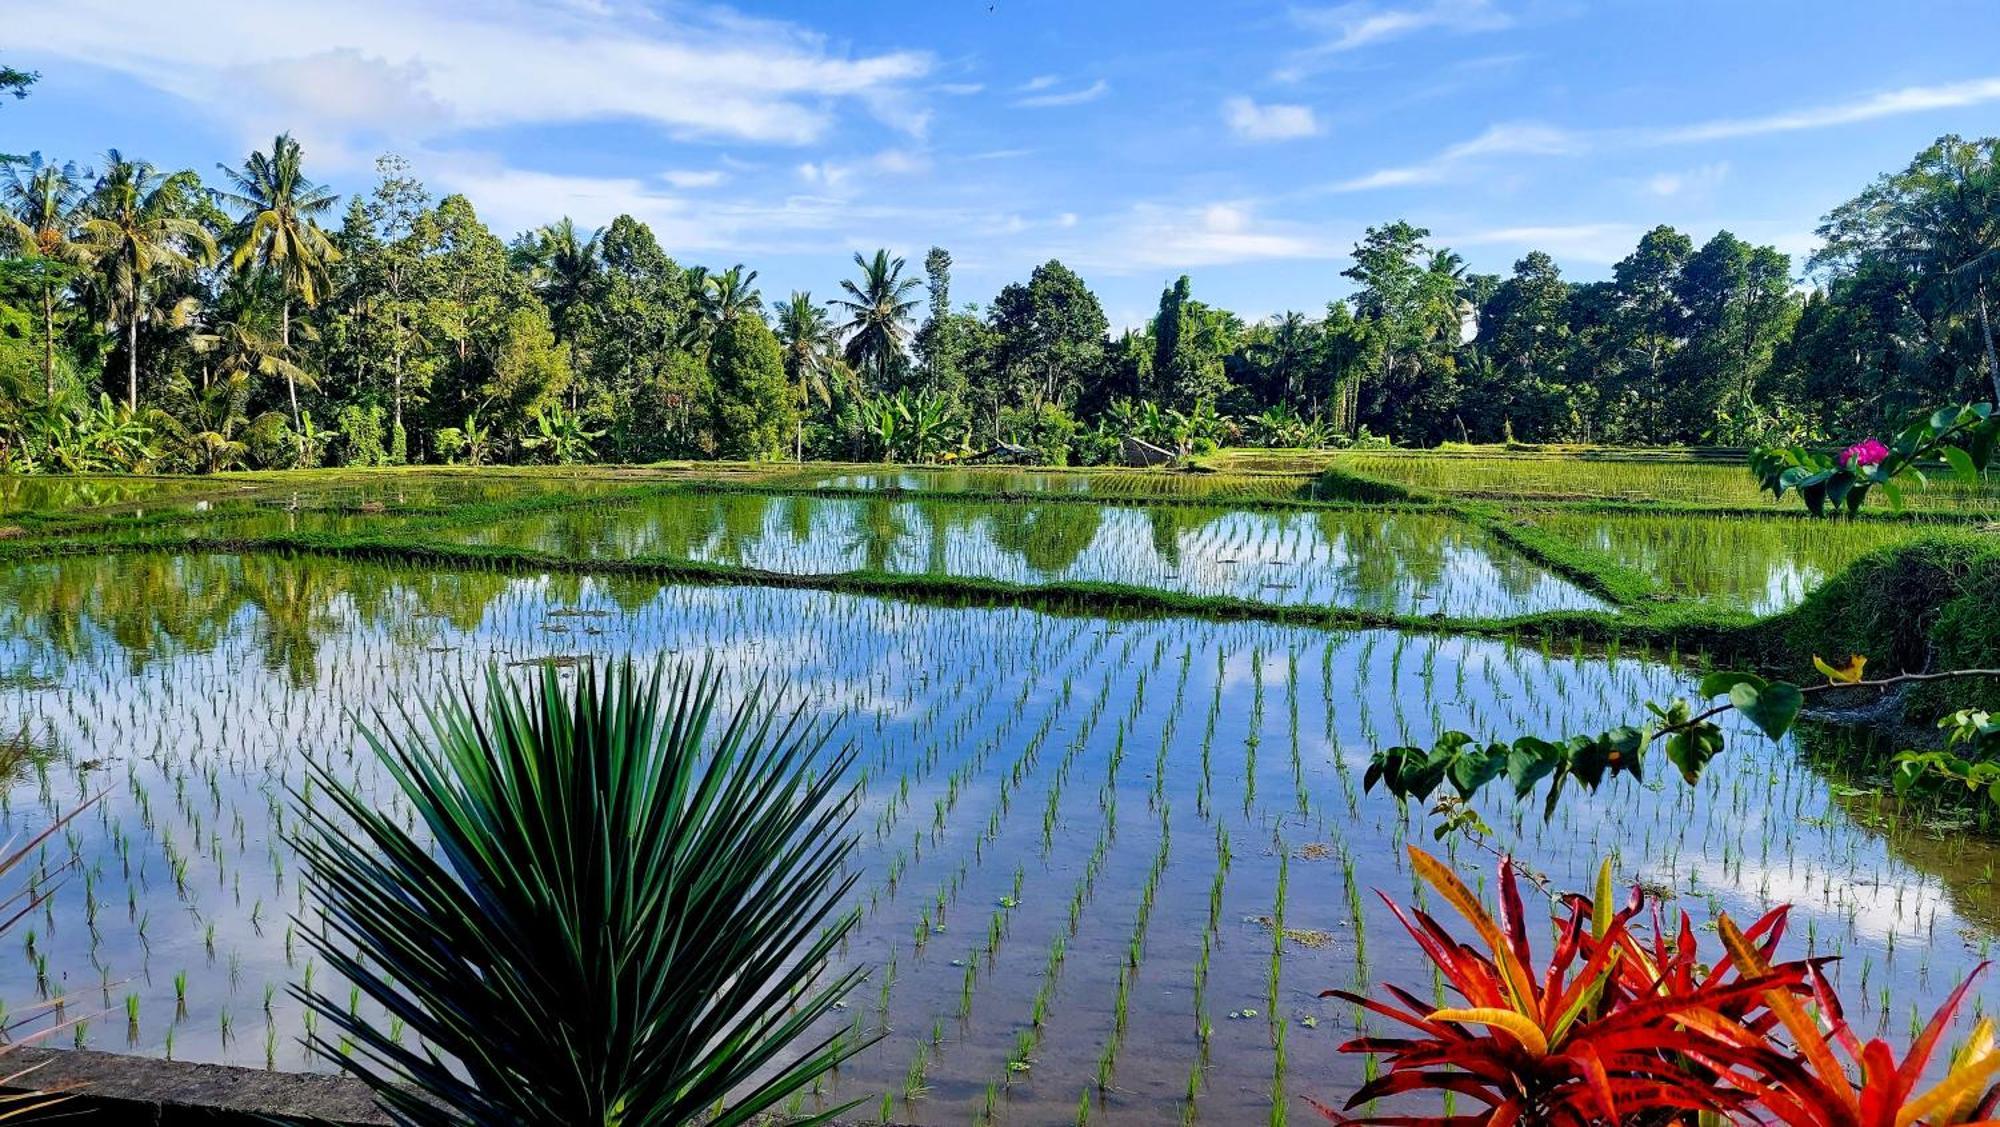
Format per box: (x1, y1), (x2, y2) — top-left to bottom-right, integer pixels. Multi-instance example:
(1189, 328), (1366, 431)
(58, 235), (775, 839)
(292, 659), (874, 1126)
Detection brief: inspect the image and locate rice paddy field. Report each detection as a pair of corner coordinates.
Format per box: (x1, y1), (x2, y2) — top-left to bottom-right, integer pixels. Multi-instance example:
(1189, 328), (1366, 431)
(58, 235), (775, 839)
(0, 451), (1994, 1124)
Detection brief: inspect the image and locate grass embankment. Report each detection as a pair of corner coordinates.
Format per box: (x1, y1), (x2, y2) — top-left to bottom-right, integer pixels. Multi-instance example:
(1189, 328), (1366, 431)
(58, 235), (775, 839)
(1736, 531), (2000, 714)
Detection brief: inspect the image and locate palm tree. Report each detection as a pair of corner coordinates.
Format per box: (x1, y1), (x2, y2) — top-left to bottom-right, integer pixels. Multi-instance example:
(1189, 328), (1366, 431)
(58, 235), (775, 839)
(212, 133), (340, 442)
(76, 151), (216, 411)
(516, 217), (601, 330)
(192, 306), (313, 403)
(1250, 311), (1313, 406)
(681, 264), (763, 357)
(831, 249), (920, 388)
(0, 153), (92, 401)
(775, 290), (839, 459)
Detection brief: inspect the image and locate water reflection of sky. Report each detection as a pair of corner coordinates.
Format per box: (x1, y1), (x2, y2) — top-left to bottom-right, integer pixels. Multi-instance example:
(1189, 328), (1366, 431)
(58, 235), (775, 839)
(0, 555), (1991, 1123)
(446, 495), (1610, 616)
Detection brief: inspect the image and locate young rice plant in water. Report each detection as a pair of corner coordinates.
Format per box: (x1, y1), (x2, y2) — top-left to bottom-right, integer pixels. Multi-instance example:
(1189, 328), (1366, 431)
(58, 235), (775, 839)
(291, 659), (874, 1126)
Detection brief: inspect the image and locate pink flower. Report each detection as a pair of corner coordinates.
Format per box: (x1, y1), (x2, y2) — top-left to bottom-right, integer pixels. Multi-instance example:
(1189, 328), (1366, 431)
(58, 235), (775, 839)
(1838, 437), (1889, 468)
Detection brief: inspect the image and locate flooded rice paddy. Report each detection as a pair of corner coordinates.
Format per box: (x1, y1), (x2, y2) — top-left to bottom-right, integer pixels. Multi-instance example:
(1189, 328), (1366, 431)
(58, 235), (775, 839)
(0, 471), (1994, 1123)
(439, 493), (1605, 616)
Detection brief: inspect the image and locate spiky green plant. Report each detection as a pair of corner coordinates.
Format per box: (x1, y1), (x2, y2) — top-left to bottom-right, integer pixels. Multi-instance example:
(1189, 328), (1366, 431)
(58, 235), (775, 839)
(292, 659), (874, 1126)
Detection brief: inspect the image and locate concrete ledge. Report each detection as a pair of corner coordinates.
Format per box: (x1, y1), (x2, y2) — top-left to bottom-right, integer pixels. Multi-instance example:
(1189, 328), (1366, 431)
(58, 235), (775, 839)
(2, 1047), (388, 1125)
(0, 1047), (904, 1125)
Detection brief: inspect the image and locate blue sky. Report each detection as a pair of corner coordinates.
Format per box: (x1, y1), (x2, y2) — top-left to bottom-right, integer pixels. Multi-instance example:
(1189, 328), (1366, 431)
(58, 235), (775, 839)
(4, 0), (1998, 329)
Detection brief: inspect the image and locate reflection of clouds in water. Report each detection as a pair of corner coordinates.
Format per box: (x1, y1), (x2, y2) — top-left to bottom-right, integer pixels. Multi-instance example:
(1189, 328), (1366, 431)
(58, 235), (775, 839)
(459, 497), (1614, 616)
(1709, 858), (1948, 945)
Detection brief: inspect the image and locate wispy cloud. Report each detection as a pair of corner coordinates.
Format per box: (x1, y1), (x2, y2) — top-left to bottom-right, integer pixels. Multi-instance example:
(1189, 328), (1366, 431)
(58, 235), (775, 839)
(1013, 79), (1109, 108)
(1069, 201), (1336, 271)
(1328, 121), (1581, 191)
(1323, 74), (2000, 197)
(796, 148), (932, 192)
(1448, 223), (1642, 264)
(1654, 76), (2000, 143)
(3, 0), (933, 154)
(1223, 96), (1320, 141)
(1642, 162), (1729, 198)
(1279, 0), (1512, 80)
(660, 169), (728, 189)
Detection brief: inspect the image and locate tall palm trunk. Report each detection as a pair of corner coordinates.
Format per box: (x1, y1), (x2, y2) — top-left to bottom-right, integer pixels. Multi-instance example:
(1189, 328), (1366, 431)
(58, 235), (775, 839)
(126, 317), (139, 412)
(281, 299), (303, 462)
(1979, 284), (2000, 406)
(41, 289), (56, 402)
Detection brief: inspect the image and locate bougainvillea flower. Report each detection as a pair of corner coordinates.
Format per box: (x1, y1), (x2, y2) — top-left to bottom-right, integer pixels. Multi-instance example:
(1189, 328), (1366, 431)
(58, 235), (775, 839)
(1838, 437), (1890, 467)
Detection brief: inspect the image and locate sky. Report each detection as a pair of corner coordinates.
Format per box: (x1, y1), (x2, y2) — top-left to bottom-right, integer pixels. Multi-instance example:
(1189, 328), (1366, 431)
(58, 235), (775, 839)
(3, 0), (1999, 330)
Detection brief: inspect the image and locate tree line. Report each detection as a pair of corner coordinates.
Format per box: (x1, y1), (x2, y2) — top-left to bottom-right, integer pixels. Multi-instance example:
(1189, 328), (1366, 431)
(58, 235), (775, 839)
(1, 122), (1996, 472)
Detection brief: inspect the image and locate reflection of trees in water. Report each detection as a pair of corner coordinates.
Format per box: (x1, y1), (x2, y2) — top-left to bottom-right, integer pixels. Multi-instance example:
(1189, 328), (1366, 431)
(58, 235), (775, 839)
(0, 555), (519, 687)
(985, 504), (1105, 576)
(1797, 723), (2000, 936)
(0, 555), (243, 672)
(843, 498), (910, 573)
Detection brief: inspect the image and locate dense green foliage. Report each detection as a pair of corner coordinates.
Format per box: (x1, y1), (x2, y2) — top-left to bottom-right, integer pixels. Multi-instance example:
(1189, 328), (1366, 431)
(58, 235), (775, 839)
(4, 133), (1998, 471)
(294, 660), (870, 1125)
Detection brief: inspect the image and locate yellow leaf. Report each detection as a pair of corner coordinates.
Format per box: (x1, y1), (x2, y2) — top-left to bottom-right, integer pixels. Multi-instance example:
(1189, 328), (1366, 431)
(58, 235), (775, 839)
(1814, 654), (1867, 684)
(1407, 847), (1541, 1012)
(1429, 1007), (1550, 1056)
(1720, 915), (1854, 1111)
(1899, 1038), (2000, 1127)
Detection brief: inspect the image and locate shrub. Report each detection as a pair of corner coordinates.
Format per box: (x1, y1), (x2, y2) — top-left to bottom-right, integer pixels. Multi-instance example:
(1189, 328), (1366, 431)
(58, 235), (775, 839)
(293, 660), (872, 1125)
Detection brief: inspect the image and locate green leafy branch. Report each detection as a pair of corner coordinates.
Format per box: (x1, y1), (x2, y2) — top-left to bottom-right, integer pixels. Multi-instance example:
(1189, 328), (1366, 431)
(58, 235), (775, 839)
(1749, 402), (1996, 516)
(1890, 709), (2000, 799)
(1363, 666), (2000, 819)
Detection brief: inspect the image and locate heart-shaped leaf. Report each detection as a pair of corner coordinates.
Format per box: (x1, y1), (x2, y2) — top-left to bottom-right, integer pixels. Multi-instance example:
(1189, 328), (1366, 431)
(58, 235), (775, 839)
(1942, 445), (1979, 485)
(1729, 680), (1803, 741)
(1665, 722), (1724, 784)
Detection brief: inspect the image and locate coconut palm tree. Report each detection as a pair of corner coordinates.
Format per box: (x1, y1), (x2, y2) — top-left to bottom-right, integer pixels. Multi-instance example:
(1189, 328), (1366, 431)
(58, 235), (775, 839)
(212, 133), (340, 444)
(75, 152), (216, 411)
(681, 264), (763, 358)
(775, 290), (840, 459)
(1250, 311), (1314, 406)
(0, 153), (92, 401)
(515, 217), (602, 331)
(831, 249), (920, 388)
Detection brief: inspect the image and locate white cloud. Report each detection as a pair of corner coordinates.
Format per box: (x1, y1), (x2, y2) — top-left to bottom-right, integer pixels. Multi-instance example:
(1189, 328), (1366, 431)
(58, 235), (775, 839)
(1643, 161), (1729, 198)
(2, 0), (933, 152)
(429, 157), (975, 258)
(936, 82), (985, 96)
(795, 149), (931, 193)
(1013, 79), (1109, 108)
(1223, 97), (1320, 142)
(1072, 201), (1336, 271)
(660, 169), (728, 189)
(1656, 77), (2000, 144)
(1280, 0), (1512, 79)
(1329, 121), (1581, 191)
